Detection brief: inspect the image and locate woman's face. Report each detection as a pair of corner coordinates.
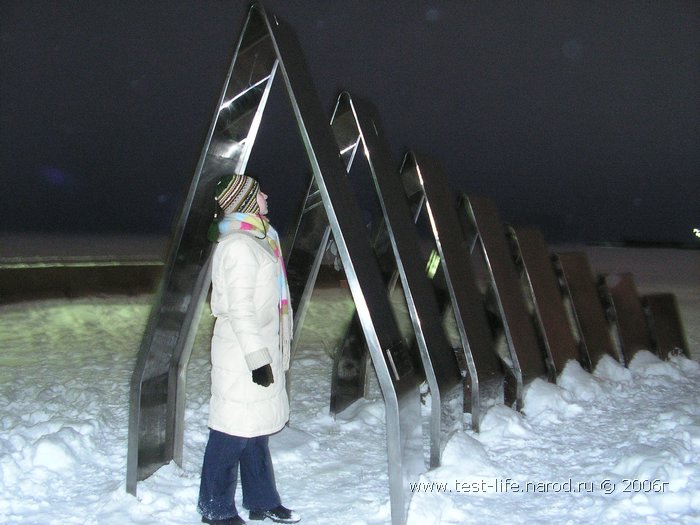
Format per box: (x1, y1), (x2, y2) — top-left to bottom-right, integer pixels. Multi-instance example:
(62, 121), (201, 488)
(256, 190), (268, 216)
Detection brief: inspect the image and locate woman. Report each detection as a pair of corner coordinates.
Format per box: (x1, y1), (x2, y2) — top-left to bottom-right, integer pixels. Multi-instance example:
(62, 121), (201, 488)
(198, 173), (299, 525)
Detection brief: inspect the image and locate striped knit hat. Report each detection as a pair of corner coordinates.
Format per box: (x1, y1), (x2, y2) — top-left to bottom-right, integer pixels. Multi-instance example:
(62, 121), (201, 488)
(215, 174), (260, 215)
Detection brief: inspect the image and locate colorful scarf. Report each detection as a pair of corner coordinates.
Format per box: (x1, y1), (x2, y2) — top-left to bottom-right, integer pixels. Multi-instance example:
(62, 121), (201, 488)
(218, 213), (292, 370)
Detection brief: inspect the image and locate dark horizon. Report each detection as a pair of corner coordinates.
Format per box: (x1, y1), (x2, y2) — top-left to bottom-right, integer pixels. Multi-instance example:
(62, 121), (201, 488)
(1, 1), (698, 246)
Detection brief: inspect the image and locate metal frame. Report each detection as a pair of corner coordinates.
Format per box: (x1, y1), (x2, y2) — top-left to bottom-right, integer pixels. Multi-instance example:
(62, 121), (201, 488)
(330, 93), (463, 467)
(553, 252), (621, 369)
(458, 196), (549, 405)
(127, 6), (280, 493)
(286, 92), (464, 469)
(507, 227), (580, 375)
(599, 273), (653, 364)
(642, 293), (690, 359)
(399, 152), (504, 430)
(128, 5), (422, 524)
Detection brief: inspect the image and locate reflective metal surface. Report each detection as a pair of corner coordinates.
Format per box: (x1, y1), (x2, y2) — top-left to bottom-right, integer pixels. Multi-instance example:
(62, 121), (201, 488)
(553, 252), (621, 369)
(284, 91), (428, 520)
(642, 293), (690, 359)
(508, 227), (580, 376)
(457, 196), (549, 407)
(330, 92), (462, 467)
(325, 99), (403, 415)
(284, 176), (333, 351)
(269, 14), (423, 523)
(399, 152), (504, 431)
(127, 5), (279, 494)
(599, 273), (653, 365)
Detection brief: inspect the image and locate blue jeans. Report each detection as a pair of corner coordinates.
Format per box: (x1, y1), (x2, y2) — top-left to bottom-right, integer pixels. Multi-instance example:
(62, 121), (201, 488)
(198, 429), (281, 520)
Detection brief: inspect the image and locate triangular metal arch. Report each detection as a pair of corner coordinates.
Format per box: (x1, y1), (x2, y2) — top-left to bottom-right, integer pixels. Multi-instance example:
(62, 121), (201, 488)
(126, 4), (422, 524)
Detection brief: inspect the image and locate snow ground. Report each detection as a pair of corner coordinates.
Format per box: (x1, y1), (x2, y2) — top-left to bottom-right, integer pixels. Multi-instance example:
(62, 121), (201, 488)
(0, 245), (698, 524)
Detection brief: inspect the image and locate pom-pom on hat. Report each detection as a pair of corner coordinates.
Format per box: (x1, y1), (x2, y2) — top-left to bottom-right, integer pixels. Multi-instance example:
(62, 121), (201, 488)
(215, 173), (260, 215)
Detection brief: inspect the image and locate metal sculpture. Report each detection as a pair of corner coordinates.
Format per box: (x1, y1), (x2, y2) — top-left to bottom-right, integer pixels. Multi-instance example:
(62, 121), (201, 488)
(128, 5), (423, 524)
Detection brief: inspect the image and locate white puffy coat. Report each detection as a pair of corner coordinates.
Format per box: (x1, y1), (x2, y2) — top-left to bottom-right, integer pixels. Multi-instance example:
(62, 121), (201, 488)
(208, 228), (289, 438)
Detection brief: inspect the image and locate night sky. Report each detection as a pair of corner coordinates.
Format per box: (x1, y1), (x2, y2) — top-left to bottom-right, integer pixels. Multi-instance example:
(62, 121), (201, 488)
(2, 1), (698, 245)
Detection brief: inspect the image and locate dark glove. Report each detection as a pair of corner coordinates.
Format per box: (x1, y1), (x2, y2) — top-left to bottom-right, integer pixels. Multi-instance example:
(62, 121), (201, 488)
(252, 364), (274, 387)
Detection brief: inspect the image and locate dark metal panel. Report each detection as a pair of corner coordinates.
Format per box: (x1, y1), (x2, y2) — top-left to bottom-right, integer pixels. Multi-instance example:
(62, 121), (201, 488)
(508, 227), (580, 376)
(400, 152), (504, 429)
(599, 273), (653, 364)
(329, 313), (370, 412)
(553, 252), (621, 368)
(642, 293), (690, 359)
(459, 196), (549, 395)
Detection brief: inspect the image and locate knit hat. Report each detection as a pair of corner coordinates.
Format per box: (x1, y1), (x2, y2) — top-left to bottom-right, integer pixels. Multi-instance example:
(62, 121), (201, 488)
(215, 174), (260, 216)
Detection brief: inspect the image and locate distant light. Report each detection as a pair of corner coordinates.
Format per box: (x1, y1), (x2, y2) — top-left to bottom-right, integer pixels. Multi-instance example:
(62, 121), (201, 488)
(694, 228), (700, 239)
(425, 250), (441, 279)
